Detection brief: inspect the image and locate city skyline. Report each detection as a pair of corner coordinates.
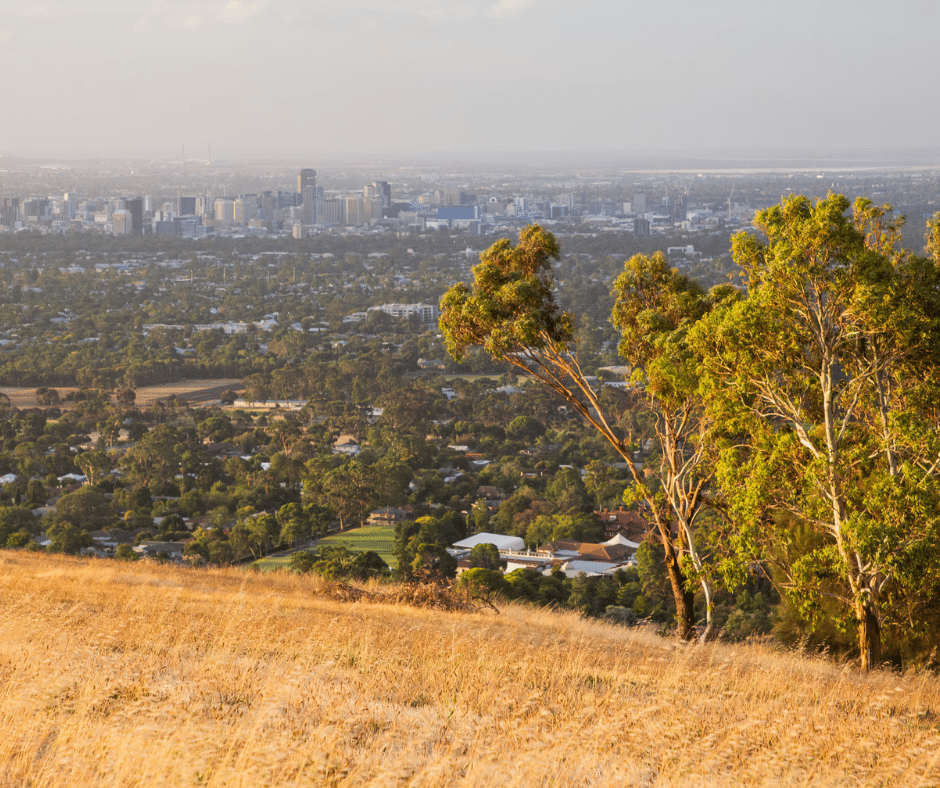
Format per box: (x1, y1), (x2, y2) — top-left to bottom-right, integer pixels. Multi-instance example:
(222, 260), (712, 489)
(1, 1), (939, 164)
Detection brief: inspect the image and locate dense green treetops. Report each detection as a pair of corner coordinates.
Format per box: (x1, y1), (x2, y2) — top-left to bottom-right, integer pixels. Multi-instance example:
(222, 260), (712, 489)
(689, 194), (940, 669)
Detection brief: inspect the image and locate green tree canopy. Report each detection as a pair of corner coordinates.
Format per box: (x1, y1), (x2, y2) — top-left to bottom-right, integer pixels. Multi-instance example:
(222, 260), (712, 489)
(691, 194), (940, 669)
(440, 226), (735, 640)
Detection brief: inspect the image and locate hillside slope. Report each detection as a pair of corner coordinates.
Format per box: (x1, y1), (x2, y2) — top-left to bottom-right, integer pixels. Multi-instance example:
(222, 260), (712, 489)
(0, 552), (938, 787)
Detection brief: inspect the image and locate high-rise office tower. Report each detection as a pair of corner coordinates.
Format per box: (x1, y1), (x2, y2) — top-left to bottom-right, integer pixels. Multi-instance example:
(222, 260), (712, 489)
(302, 185), (322, 224)
(113, 210), (133, 235)
(298, 169), (318, 224)
(672, 193), (688, 224)
(297, 169), (317, 194)
(345, 196), (363, 226)
(633, 192), (647, 215)
(234, 194), (258, 225)
(278, 190), (299, 210)
(23, 198), (50, 221)
(214, 198), (236, 225)
(364, 181), (391, 208)
(0, 198), (19, 227)
(363, 197), (383, 221)
(125, 198), (143, 234)
(260, 191), (279, 224)
(321, 197), (345, 225)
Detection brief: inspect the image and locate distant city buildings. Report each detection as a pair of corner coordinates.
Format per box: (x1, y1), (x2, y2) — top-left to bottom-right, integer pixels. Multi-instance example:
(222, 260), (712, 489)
(365, 181), (391, 208)
(125, 198), (143, 234)
(0, 161), (750, 239)
(436, 205), (480, 229)
(321, 196), (345, 226)
(214, 198), (236, 225)
(234, 195), (258, 226)
(0, 198), (18, 228)
(345, 195), (363, 226)
(112, 210), (133, 236)
(298, 169), (320, 225)
(297, 169), (316, 194)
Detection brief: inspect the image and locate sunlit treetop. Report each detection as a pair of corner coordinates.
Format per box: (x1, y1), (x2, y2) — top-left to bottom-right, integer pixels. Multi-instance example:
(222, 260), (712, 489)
(439, 225), (573, 363)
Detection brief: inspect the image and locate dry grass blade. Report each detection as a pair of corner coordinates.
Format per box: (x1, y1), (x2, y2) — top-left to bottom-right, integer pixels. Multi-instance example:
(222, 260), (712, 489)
(0, 552), (938, 787)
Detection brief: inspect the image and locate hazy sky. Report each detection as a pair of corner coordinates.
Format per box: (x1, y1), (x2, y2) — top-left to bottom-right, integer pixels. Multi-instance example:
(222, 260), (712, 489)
(1, 0), (938, 161)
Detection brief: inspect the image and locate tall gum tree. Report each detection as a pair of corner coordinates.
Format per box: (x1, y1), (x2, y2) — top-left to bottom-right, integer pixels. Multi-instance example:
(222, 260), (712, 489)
(690, 194), (940, 669)
(440, 226), (732, 640)
(611, 252), (739, 640)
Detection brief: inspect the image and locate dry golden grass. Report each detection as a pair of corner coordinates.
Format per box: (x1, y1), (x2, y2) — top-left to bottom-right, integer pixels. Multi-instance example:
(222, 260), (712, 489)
(0, 552), (938, 787)
(0, 388), (79, 410)
(0, 379), (242, 410)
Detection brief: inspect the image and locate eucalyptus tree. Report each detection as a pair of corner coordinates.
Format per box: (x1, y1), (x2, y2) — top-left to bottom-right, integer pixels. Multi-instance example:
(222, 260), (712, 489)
(440, 226), (734, 639)
(691, 194), (940, 668)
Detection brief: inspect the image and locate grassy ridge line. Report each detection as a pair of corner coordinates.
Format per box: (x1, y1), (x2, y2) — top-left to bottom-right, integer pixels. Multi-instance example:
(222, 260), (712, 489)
(0, 552), (937, 787)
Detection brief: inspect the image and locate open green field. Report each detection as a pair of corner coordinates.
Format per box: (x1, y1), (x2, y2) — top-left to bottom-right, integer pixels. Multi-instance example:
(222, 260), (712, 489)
(252, 525), (398, 573)
(252, 553), (295, 572)
(319, 524), (397, 565)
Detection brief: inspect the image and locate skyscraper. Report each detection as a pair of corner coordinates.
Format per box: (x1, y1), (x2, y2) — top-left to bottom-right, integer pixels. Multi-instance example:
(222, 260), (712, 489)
(113, 210), (133, 235)
(302, 185), (322, 224)
(125, 198), (143, 234)
(0, 198), (19, 228)
(260, 191), (279, 225)
(345, 196), (363, 226)
(364, 181), (391, 208)
(297, 169), (317, 194)
(363, 197), (383, 221)
(234, 194), (258, 225)
(321, 197), (345, 226)
(672, 193), (688, 224)
(298, 169), (318, 224)
(214, 198), (236, 225)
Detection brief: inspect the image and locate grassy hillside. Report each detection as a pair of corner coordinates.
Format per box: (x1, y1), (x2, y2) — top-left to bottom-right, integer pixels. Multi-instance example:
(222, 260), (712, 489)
(0, 552), (938, 787)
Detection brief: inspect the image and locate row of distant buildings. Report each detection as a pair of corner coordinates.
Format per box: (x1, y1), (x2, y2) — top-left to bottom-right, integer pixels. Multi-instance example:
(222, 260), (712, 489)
(1, 168), (752, 239)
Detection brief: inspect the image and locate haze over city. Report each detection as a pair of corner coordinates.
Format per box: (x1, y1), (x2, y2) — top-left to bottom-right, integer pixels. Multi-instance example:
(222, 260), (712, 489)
(2, 0), (940, 165)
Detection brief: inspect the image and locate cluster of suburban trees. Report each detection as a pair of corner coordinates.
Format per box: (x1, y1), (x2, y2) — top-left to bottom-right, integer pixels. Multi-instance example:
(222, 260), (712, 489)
(0, 343), (777, 644)
(0, 225), (739, 389)
(440, 199), (940, 670)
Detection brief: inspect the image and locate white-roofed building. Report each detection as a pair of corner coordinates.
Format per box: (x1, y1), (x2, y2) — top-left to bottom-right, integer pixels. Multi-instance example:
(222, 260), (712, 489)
(560, 559), (631, 578)
(504, 554), (554, 573)
(452, 532), (525, 552)
(603, 533), (642, 550)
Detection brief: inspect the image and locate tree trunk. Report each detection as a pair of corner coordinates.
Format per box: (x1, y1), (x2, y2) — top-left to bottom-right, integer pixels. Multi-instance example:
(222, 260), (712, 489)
(857, 599), (882, 671)
(658, 521), (696, 640)
(699, 578), (716, 643)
